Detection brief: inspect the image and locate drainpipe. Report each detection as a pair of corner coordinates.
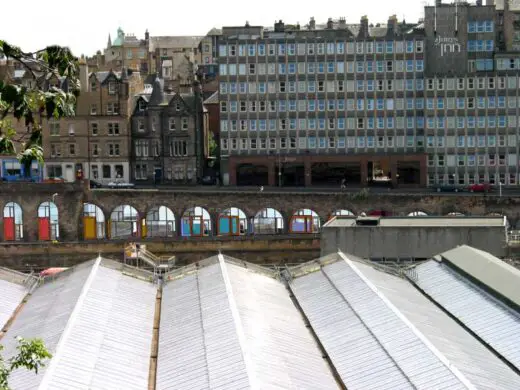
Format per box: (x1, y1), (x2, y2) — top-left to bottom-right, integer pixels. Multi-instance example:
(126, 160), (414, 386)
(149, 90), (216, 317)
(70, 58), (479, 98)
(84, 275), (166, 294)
(148, 282), (162, 390)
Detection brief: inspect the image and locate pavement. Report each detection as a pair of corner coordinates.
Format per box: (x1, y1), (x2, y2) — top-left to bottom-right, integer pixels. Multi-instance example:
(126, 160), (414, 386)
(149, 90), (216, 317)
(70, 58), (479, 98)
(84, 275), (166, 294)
(92, 185), (520, 197)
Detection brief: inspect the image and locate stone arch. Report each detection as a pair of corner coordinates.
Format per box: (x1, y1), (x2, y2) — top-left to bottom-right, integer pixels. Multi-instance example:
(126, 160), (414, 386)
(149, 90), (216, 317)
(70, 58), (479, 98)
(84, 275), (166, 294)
(407, 211), (429, 216)
(290, 208), (320, 234)
(181, 207), (211, 237)
(37, 201), (59, 241)
(3, 202), (23, 241)
(144, 206), (176, 238)
(83, 203), (106, 239)
(109, 205), (140, 239)
(217, 207), (248, 236)
(253, 207), (284, 235)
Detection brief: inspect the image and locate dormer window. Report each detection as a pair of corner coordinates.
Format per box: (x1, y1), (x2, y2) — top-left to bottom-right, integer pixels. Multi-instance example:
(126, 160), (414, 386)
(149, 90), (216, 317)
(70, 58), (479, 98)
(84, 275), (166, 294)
(138, 119), (145, 132)
(138, 100), (146, 111)
(91, 79), (97, 91)
(108, 81), (117, 95)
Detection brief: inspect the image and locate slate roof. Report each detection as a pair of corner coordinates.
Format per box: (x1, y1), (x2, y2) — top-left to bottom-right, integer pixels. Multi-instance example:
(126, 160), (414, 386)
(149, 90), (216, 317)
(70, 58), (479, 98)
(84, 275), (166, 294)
(0, 268), (31, 330)
(150, 36), (204, 51)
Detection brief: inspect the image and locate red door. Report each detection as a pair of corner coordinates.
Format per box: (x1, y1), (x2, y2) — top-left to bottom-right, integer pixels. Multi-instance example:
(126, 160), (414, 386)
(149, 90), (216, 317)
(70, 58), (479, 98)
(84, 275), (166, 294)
(3, 217), (15, 241)
(38, 217), (51, 241)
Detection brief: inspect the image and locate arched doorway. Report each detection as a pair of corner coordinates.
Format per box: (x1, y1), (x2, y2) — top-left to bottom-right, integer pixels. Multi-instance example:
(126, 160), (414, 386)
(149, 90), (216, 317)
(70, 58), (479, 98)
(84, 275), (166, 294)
(408, 211), (428, 216)
(83, 203), (105, 239)
(181, 207), (211, 237)
(3, 202), (23, 241)
(253, 208), (284, 234)
(290, 209), (320, 233)
(218, 207), (248, 236)
(37, 202), (59, 241)
(145, 206), (176, 237)
(236, 164), (268, 186)
(110, 205), (139, 239)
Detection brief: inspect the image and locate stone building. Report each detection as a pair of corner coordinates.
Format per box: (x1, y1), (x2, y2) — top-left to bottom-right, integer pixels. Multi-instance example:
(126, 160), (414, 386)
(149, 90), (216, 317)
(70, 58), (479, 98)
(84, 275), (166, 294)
(216, 1), (520, 188)
(104, 27), (151, 74)
(130, 77), (208, 184)
(42, 60), (144, 183)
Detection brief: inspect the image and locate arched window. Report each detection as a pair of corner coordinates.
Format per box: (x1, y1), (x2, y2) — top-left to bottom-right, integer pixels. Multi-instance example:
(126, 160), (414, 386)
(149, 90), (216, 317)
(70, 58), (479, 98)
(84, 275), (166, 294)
(145, 206), (176, 237)
(38, 202), (59, 240)
(83, 203), (105, 239)
(290, 209), (320, 233)
(253, 208), (284, 235)
(218, 207), (248, 236)
(3, 202), (23, 241)
(181, 207), (211, 237)
(110, 205), (139, 239)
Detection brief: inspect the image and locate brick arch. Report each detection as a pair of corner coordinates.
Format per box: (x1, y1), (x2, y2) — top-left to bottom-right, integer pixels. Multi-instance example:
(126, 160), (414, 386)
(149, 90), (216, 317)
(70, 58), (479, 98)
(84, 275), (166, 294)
(80, 202), (108, 240)
(179, 206), (214, 237)
(251, 206), (286, 235)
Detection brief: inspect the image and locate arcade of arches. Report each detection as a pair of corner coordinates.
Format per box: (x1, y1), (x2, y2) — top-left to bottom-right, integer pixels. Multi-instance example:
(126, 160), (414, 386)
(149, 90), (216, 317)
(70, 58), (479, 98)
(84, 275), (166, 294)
(229, 154), (426, 187)
(0, 200), (508, 242)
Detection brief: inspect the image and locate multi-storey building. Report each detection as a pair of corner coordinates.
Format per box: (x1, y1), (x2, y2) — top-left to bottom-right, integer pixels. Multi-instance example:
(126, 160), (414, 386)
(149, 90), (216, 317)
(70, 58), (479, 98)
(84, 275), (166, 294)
(149, 36), (204, 92)
(130, 77), (208, 184)
(42, 60), (144, 183)
(104, 28), (151, 74)
(216, 0), (520, 188)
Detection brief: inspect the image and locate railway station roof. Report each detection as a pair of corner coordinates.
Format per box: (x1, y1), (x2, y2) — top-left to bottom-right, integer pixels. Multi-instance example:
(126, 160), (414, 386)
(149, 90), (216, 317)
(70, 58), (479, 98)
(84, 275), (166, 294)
(1, 247), (519, 389)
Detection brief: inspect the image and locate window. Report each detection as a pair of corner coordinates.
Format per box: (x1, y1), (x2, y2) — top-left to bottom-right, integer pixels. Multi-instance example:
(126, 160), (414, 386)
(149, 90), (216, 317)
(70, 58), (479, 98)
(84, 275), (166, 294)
(168, 118), (176, 131)
(135, 164), (147, 180)
(138, 100), (146, 111)
(108, 81), (117, 95)
(91, 123), (98, 136)
(182, 118), (188, 130)
(108, 123), (120, 135)
(50, 144), (61, 157)
(90, 104), (97, 115)
(137, 119), (145, 132)
(107, 103), (119, 115)
(108, 143), (120, 156)
(92, 144), (99, 157)
(49, 122), (60, 136)
(103, 165), (111, 179)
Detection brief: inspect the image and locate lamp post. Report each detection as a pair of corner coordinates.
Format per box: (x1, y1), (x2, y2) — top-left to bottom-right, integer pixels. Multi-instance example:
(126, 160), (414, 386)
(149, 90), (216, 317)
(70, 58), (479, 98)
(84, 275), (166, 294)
(499, 181), (503, 198)
(52, 193), (58, 203)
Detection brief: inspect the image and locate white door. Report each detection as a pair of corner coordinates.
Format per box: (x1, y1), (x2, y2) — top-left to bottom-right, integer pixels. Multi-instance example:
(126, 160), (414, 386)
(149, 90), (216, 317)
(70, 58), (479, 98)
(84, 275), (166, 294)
(65, 165), (74, 182)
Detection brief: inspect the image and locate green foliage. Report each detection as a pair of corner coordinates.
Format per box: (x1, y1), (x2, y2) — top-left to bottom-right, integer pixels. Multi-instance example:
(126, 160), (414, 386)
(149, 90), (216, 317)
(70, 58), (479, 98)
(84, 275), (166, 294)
(208, 132), (218, 157)
(0, 337), (52, 390)
(0, 39), (79, 169)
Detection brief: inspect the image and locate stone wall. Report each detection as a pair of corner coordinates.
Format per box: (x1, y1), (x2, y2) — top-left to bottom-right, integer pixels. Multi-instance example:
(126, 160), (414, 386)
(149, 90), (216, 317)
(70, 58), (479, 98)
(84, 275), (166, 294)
(2, 181), (520, 242)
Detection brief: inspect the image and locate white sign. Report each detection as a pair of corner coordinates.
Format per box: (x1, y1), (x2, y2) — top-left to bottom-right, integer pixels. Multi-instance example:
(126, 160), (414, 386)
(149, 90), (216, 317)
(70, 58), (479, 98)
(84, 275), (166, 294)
(434, 36), (462, 57)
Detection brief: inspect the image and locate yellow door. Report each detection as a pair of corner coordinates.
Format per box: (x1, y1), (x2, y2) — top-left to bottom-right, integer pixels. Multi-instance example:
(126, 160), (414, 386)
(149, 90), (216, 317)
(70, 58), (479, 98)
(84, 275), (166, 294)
(83, 216), (97, 240)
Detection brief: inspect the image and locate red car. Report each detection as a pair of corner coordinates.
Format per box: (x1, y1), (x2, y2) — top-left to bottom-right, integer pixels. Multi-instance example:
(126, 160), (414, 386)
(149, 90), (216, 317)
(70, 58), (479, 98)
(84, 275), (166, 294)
(468, 183), (492, 193)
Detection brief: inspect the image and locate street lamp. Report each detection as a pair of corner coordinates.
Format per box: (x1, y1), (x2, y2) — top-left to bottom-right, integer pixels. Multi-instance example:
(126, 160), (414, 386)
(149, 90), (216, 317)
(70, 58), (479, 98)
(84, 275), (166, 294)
(52, 193), (58, 203)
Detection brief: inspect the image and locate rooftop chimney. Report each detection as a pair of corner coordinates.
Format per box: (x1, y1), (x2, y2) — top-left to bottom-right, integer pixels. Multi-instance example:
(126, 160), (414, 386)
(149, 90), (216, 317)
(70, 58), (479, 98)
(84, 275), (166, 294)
(435, 0), (442, 6)
(476, 0), (482, 5)
(358, 16), (369, 38)
(79, 59), (89, 93)
(309, 17), (316, 30)
(338, 17), (346, 29)
(274, 20), (285, 32)
(387, 15), (398, 36)
(145, 29), (149, 41)
(326, 18), (334, 29)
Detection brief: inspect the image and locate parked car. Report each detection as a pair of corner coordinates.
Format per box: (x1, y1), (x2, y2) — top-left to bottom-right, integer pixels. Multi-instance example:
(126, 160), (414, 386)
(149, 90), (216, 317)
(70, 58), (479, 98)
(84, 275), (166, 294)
(468, 183), (492, 193)
(107, 181), (135, 189)
(434, 184), (465, 193)
(89, 180), (104, 189)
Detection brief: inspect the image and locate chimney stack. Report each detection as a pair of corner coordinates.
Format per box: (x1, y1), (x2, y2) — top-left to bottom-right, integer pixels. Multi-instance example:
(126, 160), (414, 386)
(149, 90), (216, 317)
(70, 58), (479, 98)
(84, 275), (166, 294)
(358, 16), (369, 38)
(387, 15), (398, 36)
(309, 17), (316, 30)
(326, 18), (334, 29)
(79, 59), (89, 93)
(476, 0), (482, 6)
(435, 0), (441, 6)
(338, 17), (346, 29)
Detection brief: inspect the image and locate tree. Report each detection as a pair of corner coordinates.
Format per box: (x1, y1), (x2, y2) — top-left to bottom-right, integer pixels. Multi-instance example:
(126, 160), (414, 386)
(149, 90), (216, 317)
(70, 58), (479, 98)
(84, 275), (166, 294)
(0, 337), (52, 390)
(208, 131), (218, 158)
(0, 40), (79, 171)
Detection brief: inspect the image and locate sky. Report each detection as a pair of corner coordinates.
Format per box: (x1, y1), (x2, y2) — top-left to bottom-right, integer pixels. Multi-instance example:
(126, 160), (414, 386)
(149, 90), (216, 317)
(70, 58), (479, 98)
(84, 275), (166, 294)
(1, 0), (428, 57)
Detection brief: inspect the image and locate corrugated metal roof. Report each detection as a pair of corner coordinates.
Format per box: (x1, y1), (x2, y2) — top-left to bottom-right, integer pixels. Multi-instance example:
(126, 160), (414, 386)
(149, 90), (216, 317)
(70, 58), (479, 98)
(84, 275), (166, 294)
(438, 245), (520, 307)
(357, 259), (520, 390)
(157, 255), (337, 389)
(0, 271), (28, 330)
(325, 216), (506, 228)
(409, 259), (520, 372)
(2, 258), (156, 390)
(290, 255), (470, 390)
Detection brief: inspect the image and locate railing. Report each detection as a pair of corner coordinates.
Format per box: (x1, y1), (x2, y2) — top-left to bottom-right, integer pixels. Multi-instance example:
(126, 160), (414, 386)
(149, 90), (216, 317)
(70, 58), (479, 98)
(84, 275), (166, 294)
(507, 230), (520, 244)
